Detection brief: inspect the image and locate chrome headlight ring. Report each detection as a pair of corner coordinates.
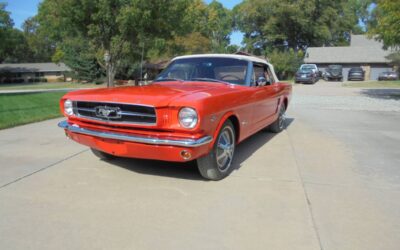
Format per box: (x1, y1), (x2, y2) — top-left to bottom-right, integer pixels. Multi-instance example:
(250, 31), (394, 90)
(64, 99), (74, 116)
(178, 107), (198, 129)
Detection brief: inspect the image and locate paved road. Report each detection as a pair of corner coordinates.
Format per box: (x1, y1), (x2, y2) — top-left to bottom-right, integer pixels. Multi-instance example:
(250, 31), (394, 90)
(0, 82), (399, 249)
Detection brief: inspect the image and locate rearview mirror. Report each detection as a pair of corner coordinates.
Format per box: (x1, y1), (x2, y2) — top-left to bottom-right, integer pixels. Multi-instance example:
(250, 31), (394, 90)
(257, 76), (267, 86)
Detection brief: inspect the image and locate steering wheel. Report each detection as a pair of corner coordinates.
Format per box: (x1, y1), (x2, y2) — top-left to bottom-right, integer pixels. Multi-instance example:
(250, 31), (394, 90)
(221, 74), (241, 81)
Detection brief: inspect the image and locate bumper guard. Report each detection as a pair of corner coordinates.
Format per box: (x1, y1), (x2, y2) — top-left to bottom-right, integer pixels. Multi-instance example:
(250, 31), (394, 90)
(58, 120), (212, 148)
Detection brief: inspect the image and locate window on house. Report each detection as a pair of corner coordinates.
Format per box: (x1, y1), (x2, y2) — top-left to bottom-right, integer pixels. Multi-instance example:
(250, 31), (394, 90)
(35, 72), (44, 77)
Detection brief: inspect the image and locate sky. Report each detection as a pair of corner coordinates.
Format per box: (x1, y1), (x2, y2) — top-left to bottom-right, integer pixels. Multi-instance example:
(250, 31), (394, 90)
(5, 0), (244, 46)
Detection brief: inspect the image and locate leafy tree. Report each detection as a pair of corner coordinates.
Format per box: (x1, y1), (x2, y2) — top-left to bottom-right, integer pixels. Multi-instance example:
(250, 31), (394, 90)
(268, 49), (304, 79)
(169, 32), (212, 55)
(37, 0), (193, 86)
(1, 29), (32, 63)
(233, 0), (366, 53)
(385, 52), (400, 74)
(0, 3), (14, 62)
(22, 17), (54, 62)
(206, 1), (232, 52)
(368, 0), (400, 49)
(347, 0), (374, 29)
(56, 38), (104, 81)
(226, 44), (240, 53)
(149, 0), (232, 58)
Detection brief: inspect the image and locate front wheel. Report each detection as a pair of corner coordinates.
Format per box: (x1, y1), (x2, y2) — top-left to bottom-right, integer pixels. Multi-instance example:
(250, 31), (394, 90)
(197, 120), (236, 181)
(269, 104), (287, 133)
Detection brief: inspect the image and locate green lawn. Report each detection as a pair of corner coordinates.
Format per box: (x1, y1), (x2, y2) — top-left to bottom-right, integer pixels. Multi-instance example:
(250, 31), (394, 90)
(343, 80), (400, 88)
(0, 82), (105, 91)
(0, 92), (67, 130)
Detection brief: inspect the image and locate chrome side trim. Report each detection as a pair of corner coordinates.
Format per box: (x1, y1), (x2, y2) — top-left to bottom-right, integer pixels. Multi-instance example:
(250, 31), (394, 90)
(58, 120), (212, 148)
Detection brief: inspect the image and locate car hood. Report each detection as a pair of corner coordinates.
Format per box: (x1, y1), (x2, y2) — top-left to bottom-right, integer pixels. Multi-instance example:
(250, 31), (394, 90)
(64, 81), (239, 108)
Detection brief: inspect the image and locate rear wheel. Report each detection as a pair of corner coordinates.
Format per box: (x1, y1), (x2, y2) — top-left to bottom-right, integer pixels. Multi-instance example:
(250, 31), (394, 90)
(197, 120), (235, 181)
(91, 148), (116, 160)
(269, 104), (287, 133)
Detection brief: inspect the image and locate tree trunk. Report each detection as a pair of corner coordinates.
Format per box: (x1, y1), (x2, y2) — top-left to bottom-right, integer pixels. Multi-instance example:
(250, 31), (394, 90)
(106, 60), (116, 88)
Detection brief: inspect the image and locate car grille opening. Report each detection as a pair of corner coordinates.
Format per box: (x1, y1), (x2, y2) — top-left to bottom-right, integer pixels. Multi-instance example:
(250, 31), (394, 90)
(73, 101), (156, 125)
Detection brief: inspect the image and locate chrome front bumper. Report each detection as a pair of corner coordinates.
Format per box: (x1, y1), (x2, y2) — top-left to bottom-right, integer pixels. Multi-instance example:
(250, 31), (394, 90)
(58, 120), (213, 148)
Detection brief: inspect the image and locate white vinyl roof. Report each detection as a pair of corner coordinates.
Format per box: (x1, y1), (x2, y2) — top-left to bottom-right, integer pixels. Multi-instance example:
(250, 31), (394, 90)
(173, 54), (269, 65)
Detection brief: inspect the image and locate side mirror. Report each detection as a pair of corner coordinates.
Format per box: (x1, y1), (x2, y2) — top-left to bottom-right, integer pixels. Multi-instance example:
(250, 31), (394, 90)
(257, 76), (267, 86)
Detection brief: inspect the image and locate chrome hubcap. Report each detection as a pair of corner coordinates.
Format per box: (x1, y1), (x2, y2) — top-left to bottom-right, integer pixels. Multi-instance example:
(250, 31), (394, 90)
(216, 127), (235, 172)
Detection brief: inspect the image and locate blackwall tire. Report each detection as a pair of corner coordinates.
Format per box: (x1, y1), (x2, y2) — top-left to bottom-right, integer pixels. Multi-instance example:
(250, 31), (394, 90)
(197, 120), (235, 181)
(269, 104), (287, 133)
(91, 148), (116, 160)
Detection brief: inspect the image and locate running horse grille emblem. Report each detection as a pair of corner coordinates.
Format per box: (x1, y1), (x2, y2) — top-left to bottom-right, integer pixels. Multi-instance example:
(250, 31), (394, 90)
(95, 106), (122, 119)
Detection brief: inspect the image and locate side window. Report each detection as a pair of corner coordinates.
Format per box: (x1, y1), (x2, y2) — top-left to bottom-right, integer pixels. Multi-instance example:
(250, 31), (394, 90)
(252, 64), (264, 86)
(253, 63), (275, 85)
(265, 66), (275, 84)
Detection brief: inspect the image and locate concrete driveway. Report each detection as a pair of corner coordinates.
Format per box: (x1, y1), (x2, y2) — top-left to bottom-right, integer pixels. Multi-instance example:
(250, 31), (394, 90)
(1, 81), (399, 250)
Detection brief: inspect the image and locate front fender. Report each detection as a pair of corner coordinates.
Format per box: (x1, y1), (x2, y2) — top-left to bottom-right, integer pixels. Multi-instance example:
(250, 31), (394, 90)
(208, 111), (240, 150)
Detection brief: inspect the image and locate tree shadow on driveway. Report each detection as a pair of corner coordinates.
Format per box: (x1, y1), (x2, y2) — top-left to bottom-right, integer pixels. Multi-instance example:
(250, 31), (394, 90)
(104, 118), (295, 181)
(359, 89), (400, 100)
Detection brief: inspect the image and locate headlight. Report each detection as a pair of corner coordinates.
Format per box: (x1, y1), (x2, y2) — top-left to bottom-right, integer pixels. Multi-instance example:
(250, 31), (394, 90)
(178, 107), (198, 129)
(64, 99), (74, 116)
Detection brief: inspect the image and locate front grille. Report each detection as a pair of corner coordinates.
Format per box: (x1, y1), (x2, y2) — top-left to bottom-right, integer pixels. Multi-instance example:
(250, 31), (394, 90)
(73, 101), (156, 125)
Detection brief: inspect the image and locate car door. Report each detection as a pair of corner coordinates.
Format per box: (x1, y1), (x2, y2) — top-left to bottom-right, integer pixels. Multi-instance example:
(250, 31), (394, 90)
(250, 63), (280, 131)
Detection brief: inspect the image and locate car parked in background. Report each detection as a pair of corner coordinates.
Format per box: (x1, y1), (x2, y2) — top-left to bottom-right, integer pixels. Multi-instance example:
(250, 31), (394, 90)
(295, 69), (317, 84)
(378, 71), (399, 81)
(300, 64), (319, 75)
(324, 65), (343, 81)
(347, 67), (365, 81)
(58, 54), (292, 180)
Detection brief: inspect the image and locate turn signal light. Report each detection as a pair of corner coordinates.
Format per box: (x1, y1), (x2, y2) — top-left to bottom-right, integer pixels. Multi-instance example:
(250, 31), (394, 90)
(180, 150), (192, 160)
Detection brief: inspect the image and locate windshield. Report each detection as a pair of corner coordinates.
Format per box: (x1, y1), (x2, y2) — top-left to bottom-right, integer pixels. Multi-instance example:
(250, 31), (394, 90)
(328, 65), (342, 69)
(155, 57), (249, 85)
(301, 65), (316, 70)
(298, 69), (313, 74)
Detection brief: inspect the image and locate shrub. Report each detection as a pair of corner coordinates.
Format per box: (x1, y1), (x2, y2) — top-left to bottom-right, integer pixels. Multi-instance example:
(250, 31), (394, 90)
(268, 49), (304, 80)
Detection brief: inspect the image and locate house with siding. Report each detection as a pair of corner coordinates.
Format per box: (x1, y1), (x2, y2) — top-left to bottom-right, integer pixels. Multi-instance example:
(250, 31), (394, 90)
(0, 63), (71, 83)
(304, 35), (394, 80)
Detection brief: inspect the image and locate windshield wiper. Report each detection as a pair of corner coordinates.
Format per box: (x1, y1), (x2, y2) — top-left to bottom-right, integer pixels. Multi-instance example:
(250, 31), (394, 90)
(154, 78), (184, 82)
(190, 78), (231, 85)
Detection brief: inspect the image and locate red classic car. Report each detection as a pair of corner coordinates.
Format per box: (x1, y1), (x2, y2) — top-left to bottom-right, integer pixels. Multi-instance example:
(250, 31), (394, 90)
(58, 54), (292, 180)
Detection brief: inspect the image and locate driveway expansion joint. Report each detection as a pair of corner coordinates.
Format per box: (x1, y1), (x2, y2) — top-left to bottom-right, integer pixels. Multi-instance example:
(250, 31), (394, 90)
(286, 130), (325, 250)
(0, 149), (88, 190)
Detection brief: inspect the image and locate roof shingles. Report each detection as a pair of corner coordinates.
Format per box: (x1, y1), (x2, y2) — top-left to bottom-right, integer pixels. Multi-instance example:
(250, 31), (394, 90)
(304, 35), (392, 64)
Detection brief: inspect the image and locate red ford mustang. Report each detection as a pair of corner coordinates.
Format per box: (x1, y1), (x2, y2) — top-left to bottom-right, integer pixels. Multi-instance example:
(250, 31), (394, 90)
(59, 54), (292, 180)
